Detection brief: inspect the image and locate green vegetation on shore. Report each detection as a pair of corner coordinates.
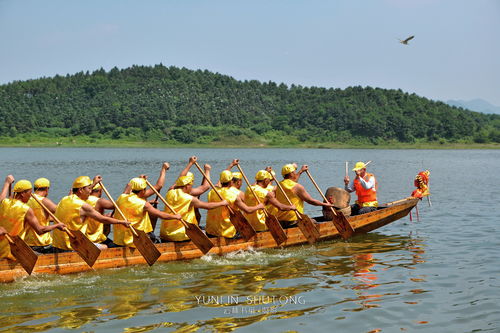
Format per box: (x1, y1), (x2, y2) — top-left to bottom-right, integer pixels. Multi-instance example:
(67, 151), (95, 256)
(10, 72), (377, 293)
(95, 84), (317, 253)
(1, 64), (499, 148)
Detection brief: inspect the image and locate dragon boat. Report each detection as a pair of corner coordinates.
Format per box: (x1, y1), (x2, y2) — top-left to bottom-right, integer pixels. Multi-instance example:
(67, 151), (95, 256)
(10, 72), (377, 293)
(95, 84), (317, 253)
(0, 197), (419, 283)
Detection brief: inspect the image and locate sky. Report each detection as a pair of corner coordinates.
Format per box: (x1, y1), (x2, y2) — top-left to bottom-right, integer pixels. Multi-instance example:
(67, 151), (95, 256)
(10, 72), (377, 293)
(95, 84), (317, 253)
(1, 0), (499, 105)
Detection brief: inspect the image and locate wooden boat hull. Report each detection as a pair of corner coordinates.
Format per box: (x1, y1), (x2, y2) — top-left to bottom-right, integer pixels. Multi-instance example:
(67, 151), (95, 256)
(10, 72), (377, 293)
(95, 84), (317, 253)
(0, 197), (418, 283)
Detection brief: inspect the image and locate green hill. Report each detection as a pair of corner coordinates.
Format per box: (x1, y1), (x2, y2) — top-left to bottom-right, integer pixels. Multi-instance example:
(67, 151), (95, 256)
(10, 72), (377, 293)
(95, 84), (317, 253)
(1, 64), (499, 146)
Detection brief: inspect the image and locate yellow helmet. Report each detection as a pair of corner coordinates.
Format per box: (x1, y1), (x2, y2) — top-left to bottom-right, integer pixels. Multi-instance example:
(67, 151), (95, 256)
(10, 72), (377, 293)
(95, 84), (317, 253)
(186, 171), (194, 182)
(13, 180), (32, 192)
(352, 162), (367, 171)
(72, 176), (92, 189)
(129, 178), (147, 191)
(232, 172), (242, 180)
(220, 170), (233, 183)
(281, 164), (296, 176)
(34, 177), (50, 188)
(255, 170), (272, 181)
(92, 183), (102, 191)
(176, 175), (193, 187)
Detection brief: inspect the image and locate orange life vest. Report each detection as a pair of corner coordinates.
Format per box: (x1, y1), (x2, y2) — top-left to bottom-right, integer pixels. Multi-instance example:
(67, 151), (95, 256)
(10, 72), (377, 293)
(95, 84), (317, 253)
(353, 173), (377, 204)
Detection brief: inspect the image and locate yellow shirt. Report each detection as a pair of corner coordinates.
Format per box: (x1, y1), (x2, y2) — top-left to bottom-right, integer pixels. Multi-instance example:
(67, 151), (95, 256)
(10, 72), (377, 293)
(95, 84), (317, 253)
(205, 187), (239, 238)
(22, 193), (52, 246)
(244, 185), (269, 231)
(113, 193), (152, 247)
(85, 195), (107, 243)
(160, 188), (196, 241)
(0, 198), (30, 259)
(52, 194), (87, 250)
(275, 179), (303, 222)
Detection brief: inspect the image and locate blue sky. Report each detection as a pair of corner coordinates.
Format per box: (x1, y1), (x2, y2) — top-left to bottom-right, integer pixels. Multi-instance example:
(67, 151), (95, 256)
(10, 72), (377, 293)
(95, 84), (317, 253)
(1, 0), (499, 105)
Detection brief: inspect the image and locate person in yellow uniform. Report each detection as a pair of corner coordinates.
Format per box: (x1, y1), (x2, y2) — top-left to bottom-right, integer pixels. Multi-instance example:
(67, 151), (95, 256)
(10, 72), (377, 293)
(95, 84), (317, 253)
(275, 164), (334, 228)
(0, 177), (66, 260)
(160, 175), (228, 242)
(205, 170), (264, 238)
(244, 170), (296, 232)
(225, 159), (243, 191)
(21, 178), (59, 253)
(85, 183), (117, 247)
(114, 177), (182, 247)
(52, 175), (130, 252)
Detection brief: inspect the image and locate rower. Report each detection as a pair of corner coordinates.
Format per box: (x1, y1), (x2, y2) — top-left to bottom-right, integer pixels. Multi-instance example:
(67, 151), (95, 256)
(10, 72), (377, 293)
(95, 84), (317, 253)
(344, 161), (378, 215)
(52, 175), (130, 252)
(160, 175), (228, 242)
(244, 170), (295, 232)
(85, 183), (117, 247)
(0, 177), (65, 259)
(226, 159), (244, 191)
(22, 178), (58, 254)
(113, 176), (181, 247)
(275, 164), (334, 228)
(205, 170), (264, 238)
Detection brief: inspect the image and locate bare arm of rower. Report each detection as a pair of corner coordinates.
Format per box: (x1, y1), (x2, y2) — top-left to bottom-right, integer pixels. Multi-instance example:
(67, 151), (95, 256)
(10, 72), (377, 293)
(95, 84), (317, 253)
(41, 197), (57, 213)
(190, 164), (211, 196)
(24, 208), (66, 234)
(0, 175), (14, 202)
(143, 202), (182, 220)
(266, 192), (296, 211)
(226, 159), (239, 171)
(191, 196), (228, 210)
(96, 198), (114, 211)
(143, 162), (170, 198)
(295, 184), (333, 207)
(234, 196), (264, 214)
(81, 203), (130, 225)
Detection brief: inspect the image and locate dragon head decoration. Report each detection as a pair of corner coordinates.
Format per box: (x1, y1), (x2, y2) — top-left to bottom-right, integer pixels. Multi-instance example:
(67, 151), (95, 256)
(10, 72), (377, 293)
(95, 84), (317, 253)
(411, 170), (430, 199)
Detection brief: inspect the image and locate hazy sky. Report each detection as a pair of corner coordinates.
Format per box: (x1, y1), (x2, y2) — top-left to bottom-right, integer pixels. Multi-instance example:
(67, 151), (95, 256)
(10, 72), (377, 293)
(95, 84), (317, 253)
(1, 0), (499, 105)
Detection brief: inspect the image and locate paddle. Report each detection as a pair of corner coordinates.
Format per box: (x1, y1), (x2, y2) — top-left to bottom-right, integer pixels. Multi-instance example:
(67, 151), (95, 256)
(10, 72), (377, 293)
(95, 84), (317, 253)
(144, 179), (214, 255)
(4, 233), (38, 275)
(304, 170), (354, 239)
(99, 182), (161, 266)
(270, 172), (320, 245)
(193, 161), (256, 241)
(235, 164), (287, 245)
(30, 193), (101, 267)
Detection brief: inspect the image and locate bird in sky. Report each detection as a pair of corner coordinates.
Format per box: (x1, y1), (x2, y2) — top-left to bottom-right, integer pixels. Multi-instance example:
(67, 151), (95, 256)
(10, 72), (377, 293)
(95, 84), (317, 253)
(399, 35), (415, 45)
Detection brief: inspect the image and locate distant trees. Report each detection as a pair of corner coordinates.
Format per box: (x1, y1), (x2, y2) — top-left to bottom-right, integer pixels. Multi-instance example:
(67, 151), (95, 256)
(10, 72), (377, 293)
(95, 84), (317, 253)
(0, 64), (499, 144)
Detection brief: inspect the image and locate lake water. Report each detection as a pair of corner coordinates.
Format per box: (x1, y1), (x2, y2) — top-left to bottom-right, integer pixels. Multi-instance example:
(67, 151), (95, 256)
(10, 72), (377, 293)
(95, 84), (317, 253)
(0, 148), (499, 333)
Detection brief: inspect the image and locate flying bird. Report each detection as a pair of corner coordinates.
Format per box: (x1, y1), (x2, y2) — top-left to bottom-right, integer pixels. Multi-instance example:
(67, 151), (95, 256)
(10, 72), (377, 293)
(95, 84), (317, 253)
(399, 35), (414, 45)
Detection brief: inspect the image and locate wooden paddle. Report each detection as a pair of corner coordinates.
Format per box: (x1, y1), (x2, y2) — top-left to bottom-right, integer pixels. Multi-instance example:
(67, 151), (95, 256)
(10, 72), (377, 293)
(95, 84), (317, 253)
(193, 161), (256, 241)
(4, 233), (38, 275)
(30, 193), (101, 267)
(144, 179), (214, 255)
(304, 170), (354, 239)
(270, 172), (320, 245)
(99, 182), (161, 266)
(235, 164), (287, 245)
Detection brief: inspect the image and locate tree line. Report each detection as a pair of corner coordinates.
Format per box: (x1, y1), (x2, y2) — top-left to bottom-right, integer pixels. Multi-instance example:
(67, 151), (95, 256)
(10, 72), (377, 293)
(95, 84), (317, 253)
(1, 64), (499, 145)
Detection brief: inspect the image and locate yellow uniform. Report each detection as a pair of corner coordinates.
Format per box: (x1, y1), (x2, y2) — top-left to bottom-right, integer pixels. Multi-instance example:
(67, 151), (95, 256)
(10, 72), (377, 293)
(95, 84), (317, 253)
(52, 194), (87, 250)
(21, 194), (52, 246)
(113, 193), (152, 247)
(160, 188), (196, 241)
(0, 199), (30, 259)
(206, 187), (239, 238)
(275, 179), (304, 222)
(85, 195), (107, 243)
(244, 185), (269, 231)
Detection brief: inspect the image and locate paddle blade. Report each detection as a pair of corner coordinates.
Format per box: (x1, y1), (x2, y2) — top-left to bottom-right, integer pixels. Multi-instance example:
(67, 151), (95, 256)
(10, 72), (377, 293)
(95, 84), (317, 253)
(68, 230), (101, 267)
(229, 210), (257, 241)
(8, 236), (38, 275)
(264, 214), (287, 246)
(297, 213), (320, 245)
(132, 227), (161, 266)
(331, 210), (355, 239)
(184, 222), (214, 254)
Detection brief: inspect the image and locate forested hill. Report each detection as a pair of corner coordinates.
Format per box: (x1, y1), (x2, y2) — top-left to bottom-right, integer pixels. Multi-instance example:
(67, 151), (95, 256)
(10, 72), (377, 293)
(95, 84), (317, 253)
(1, 64), (499, 145)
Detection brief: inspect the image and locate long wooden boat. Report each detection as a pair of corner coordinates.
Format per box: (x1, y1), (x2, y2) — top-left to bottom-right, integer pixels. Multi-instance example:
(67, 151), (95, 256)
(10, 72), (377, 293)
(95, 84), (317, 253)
(0, 197), (419, 283)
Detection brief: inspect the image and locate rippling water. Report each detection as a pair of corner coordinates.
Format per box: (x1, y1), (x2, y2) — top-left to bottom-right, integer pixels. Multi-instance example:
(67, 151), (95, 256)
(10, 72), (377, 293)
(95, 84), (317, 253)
(0, 148), (499, 333)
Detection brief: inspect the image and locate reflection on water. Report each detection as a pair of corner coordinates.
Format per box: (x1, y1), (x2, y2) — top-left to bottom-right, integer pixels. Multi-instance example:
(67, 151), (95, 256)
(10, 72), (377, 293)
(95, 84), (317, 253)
(0, 232), (425, 332)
